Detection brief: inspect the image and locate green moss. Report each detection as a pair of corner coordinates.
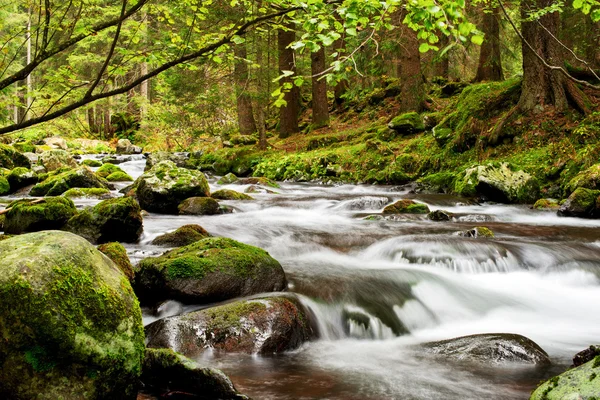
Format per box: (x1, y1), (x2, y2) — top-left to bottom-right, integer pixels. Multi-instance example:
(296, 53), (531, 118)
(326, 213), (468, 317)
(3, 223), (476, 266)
(96, 163), (124, 179)
(82, 159), (103, 167)
(63, 188), (111, 198)
(419, 172), (456, 192)
(533, 199), (560, 210)
(201, 301), (267, 332)
(0, 144), (30, 170)
(0, 176), (9, 195)
(97, 242), (134, 281)
(151, 224), (210, 247)
(474, 226), (494, 238)
(106, 171), (133, 181)
(211, 189), (254, 200)
(12, 141), (36, 153)
(383, 199), (430, 214)
(4, 197), (77, 234)
(178, 197), (221, 215)
(217, 172), (238, 184)
(388, 112), (425, 134)
(31, 167), (109, 196)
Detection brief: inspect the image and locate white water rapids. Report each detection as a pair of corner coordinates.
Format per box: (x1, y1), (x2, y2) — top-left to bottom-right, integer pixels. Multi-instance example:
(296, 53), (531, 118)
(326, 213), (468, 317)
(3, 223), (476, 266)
(65, 156), (600, 398)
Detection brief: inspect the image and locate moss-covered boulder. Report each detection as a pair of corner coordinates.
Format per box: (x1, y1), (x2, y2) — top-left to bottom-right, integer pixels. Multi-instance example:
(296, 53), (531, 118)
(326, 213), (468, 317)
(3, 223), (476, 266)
(238, 176), (280, 188)
(30, 167), (111, 196)
(62, 187), (112, 199)
(106, 171), (133, 182)
(432, 127), (454, 146)
(0, 176), (9, 195)
(422, 333), (550, 365)
(533, 198), (560, 210)
(141, 348), (248, 399)
(456, 226), (495, 238)
(134, 160), (210, 214)
(6, 167), (38, 192)
(558, 187), (600, 218)
(144, 152), (190, 171)
(212, 189), (254, 201)
(82, 159), (103, 167)
(0, 144), (31, 170)
(146, 296), (313, 356)
(151, 224), (210, 247)
(454, 162), (540, 203)
(38, 149), (77, 172)
(178, 196), (221, 215)
(134, 237), (287, 304)
(565, 163), (600, 195)
(65, 197), (143, 244)
(3, 197), (77, 234)
(12, 141), (35, 153)
(530, 356), (600, 399)
(387, 112), (426, 135)
(383, 199), (430, 214)
(98, 242), (134, 281)
(217, 172), (239, 184)
(428, 209), (454, 221)
(96, 163), (130, 180)
(0, 231), (145, 399)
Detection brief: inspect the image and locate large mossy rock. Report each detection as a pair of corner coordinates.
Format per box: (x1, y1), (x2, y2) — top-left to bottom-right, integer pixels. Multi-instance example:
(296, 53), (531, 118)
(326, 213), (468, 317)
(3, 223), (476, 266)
(454, 162), (540, 203)
(146, 296), (313, 356)
(558, 187), (600, 218)
(135, 160), (210, 214)
(565, 163), (600, 195)
(387, 112), (426, 135)
(141, 348), (248, 399)
(0, 176), (9, 195)
(6, 167), (37, 192)
(0, 231), (145, 400)
(383, 199), (430, 214)
(96, 163), (133, 182)
(422, 333), (550, 365)
(38, 149), (77, 172)
(65, 197), (143, 244)
(178, 196), (221, 215)
(30, 167), (110, 196)
(151, 224), (210, 247)
(63, 187), (112, 199)
(144, 152), (190, 171)
(134, 237), (286, 304)
(530, 356), (600, 399)
(0, 144), (30, 170)
(97, 242), (135, 281)
(211, 189), (254, 201)
(4, 197), (77, 234)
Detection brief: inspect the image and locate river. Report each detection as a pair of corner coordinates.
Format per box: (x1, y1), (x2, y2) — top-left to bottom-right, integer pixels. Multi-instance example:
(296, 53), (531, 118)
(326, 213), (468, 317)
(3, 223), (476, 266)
(27, 155), (600, 399)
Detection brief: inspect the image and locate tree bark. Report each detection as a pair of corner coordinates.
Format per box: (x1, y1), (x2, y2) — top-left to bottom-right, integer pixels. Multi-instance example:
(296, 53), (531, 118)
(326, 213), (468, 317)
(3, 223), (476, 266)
(432, 34), (449, 78)
(234, 43), (257, 134)
(474, 6), (503, 82)
(311, 47), (329, 128)
(332, 19), (348, 107)
(278, 22), (300, 138)
(395, 10), (425, 112)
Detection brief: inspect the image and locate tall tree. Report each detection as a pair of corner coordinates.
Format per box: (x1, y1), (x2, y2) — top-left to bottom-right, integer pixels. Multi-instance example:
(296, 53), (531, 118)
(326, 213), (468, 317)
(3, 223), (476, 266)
(395, 9), (425, 112)
(234, 43), (257, 134)
(278, 21), (300, 138)
(474, 5), (503, 82)
(311, 47), (329, 128)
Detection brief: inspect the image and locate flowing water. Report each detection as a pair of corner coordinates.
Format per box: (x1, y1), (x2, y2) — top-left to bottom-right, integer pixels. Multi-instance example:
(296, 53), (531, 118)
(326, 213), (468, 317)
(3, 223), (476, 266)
(7, 154), (600, 399)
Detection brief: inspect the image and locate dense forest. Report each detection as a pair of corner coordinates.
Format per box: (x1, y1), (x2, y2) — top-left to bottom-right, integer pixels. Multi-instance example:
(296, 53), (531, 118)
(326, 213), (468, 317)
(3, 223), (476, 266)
(1, 0), (600, 399)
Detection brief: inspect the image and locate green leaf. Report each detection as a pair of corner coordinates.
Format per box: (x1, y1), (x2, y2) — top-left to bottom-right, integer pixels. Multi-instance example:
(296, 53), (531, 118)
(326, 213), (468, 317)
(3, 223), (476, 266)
(419, 43), (430, 53)
(471, 35), (484, 45)
(573, 0), (583, 9)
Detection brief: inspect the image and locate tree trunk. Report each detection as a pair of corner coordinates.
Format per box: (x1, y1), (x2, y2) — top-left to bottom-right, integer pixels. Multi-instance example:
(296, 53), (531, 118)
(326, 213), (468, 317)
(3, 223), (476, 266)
(332, 21), (348, 107)
(311, 47), (329, 128)
(395, 10), (425, 112)
(474, 6), (503, 82)
(234, 43), (257, 134)
(432, 34), (449, 78)
(278, 22), (300, 138)
(87, 107), (97, 133)
(518, 0), (580, 112)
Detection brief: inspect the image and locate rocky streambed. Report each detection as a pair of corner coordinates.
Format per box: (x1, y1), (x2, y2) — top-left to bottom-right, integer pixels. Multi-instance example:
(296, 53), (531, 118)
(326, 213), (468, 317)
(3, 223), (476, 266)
(1, 152), (600, 399)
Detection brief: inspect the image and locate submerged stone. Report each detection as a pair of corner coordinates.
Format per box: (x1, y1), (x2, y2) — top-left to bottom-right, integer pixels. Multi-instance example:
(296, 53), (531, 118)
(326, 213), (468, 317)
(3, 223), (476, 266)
(455, 226), (495, 238)
(134, 237), (286, 304)
(428, 209), (454, 221)
(145, 296), (313, 356)
(0, 231), (145, 399)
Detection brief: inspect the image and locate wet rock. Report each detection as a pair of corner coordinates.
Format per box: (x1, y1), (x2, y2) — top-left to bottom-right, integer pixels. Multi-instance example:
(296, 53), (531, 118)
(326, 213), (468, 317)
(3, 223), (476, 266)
(0, 144), (31, 170)
(387, 112), (426, 135)
(30, 166), (111, 196)
(454, 162), (540, 203)
(43, 136), (68, 150)
(217, 172), (239, 185)
(238, 177), (280, 188)
(62, 187), (113, 199)
(530, 356), (600, 399)
(211, 189), (254, 201)
(383, 199), (430, 214)
(455, 226), (494, 238)
(565, 163), (600, 194)
(3, 197), (77, 234)
(146, 296), (313, 356)
(0, 231), (144, 399)
(422, 333), (550, 365)
(102, 155), (131, 165)
(134, 237), (286, 304)
(532, 198), (560, 210)
(428, 209), (454, 221)
(117, 138), (143, 154)
(244, 185), (277, 194)
(141, 348), (248, 399)
(82, 158), (103, 167)
(64, 197), (143, 244)
(151, 224), (210, 247)
(22, 151), (39, 165)
(135, 161), (210, 214)
(558, 187), (600, 218)
(6, 167), (37, 192)
(96, 163), (133, 181)
(38, 149), (77, 171)
(178, 197), (221, 215)
(98, 241), (135, 281)
(145, 151), (190, 171)
(572, 345), (600, 367)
